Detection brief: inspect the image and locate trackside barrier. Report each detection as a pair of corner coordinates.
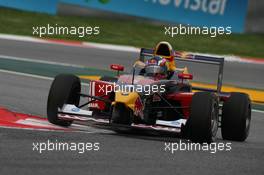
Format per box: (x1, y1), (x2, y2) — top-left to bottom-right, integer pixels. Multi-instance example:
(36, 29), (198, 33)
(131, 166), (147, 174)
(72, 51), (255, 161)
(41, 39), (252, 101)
(0, 0), (248, 33)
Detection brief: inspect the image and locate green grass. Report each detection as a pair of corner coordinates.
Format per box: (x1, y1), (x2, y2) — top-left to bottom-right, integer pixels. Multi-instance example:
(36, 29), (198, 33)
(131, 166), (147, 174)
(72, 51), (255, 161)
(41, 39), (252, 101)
(0, 7), (264, 58)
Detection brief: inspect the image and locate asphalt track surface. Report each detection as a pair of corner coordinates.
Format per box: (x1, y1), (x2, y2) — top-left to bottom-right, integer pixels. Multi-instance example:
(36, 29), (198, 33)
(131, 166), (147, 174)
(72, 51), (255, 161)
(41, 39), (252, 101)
(0, 38), (264, 175)
(0, 38), (263, 89)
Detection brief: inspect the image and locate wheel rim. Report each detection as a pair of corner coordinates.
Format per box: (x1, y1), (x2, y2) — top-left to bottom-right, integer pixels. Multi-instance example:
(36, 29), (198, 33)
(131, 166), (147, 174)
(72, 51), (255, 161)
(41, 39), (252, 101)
(245, 104), (251, 133)
(211, 102), (218, 138)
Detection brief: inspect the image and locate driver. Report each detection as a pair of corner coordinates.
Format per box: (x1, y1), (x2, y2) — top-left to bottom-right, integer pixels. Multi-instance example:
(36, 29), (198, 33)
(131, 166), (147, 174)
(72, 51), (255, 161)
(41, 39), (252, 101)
(134, 56), (174, 79)
(144, 56), (169, 78)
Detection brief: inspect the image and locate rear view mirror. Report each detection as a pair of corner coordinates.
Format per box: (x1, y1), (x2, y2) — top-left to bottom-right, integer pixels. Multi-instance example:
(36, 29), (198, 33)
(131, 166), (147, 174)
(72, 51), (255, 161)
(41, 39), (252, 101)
(110, 64), (124, 76)
(178, 73), (193, 80)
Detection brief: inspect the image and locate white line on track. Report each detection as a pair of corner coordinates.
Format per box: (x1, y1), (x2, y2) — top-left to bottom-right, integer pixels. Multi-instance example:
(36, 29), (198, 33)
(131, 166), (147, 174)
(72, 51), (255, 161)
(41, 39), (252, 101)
(0, 33), (140, 53)
(0, 69), (53, 81)
(0, 69), (89, 86)
(252, 109), (264, 114)
(0, 68), (263, 114)
(0, 54), (87, 68)
(0, 33), (47, 43)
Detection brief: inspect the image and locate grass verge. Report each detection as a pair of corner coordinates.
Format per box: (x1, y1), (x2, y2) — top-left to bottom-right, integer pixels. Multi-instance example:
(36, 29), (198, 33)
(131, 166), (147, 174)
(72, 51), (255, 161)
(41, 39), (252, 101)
(0, 7), (264, 58)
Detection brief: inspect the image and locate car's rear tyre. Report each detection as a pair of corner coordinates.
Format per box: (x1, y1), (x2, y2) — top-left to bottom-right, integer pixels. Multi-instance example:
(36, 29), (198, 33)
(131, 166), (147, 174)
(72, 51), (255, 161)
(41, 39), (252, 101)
(47, 74), (81, 126)
(111, 103), (132, 125)
(221, 92), (251, 141)
(188, 92), (219, 143)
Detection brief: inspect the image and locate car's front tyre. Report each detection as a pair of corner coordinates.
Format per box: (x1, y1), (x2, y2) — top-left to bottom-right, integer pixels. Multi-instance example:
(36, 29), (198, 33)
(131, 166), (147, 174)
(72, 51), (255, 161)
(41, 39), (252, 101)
(47, 74), (81, 127)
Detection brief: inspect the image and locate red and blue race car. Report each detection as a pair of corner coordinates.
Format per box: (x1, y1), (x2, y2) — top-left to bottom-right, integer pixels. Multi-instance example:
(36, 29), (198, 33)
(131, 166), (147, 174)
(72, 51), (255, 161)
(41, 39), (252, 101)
(47, 41), (251, 143)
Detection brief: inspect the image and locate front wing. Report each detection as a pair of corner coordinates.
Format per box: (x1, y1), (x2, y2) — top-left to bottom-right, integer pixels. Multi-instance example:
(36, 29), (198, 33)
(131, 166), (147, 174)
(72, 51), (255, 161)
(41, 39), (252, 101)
(58, 104), (186, 134)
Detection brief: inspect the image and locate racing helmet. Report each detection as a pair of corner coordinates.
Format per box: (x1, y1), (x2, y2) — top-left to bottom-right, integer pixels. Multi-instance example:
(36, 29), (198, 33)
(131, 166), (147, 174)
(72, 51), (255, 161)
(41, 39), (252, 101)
(154, 41), (176, 72)
(145, 56), (167, 76)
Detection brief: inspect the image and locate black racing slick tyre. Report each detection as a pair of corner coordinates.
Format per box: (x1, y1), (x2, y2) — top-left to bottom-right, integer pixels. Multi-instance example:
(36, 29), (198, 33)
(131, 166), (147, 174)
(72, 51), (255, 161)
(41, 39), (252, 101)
(47, 74), (81, 127)
(111, 103), (132, 125)
(221, 92), (251, 141)
(188, 92), (219, 143)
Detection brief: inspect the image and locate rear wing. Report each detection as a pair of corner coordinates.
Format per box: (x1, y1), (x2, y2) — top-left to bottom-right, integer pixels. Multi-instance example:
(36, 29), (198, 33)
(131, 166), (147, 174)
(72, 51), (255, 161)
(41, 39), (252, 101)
(140, 48), (225, 93)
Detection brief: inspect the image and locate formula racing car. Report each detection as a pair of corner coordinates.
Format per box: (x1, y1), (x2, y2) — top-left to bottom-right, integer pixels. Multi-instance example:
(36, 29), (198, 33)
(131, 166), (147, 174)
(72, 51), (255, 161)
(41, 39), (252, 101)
(47, 42), (251, 143)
